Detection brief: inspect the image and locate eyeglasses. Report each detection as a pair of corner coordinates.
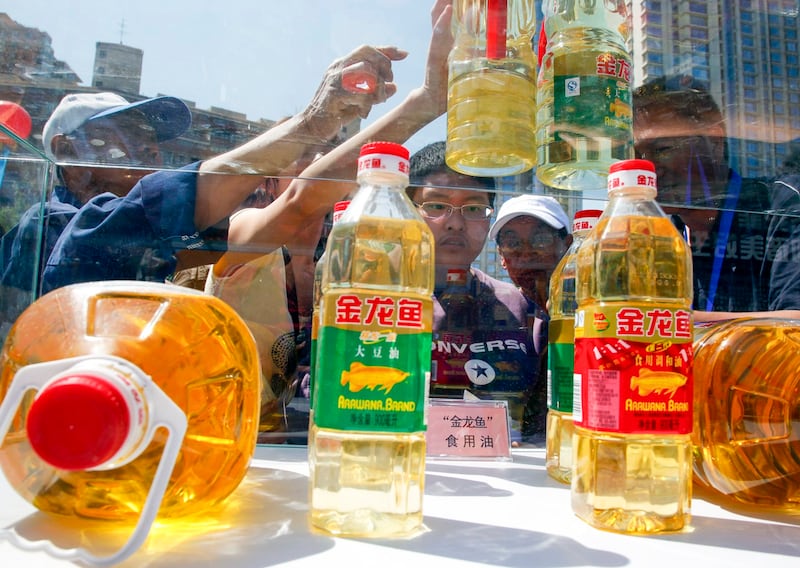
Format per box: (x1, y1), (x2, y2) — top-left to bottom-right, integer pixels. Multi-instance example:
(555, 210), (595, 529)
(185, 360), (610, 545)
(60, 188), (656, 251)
(67, 113), (160, 166)
(498, 233), (560, 251)
(416, 201), (494, 221)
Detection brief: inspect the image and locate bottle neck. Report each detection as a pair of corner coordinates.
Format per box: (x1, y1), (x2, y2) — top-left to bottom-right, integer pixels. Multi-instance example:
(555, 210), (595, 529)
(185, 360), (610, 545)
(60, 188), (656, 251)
(546, 26), (627, 50)
(543, 0), (629, 43)
(357, 171), (409, 189)
(609, 186), (657, 200)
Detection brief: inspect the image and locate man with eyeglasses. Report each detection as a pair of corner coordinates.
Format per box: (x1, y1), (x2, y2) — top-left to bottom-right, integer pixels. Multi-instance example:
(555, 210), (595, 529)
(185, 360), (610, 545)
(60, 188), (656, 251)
(489, 194), (571, 439)
(407, 141), (540, 443)
(490, 195), (572, 315)
(0, 92), (192, 335)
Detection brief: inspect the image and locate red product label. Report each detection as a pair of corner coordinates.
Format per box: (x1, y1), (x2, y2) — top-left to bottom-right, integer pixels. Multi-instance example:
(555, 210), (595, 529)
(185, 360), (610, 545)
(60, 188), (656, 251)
(335, 294), (424, 329)
(573, 304), (693, 434)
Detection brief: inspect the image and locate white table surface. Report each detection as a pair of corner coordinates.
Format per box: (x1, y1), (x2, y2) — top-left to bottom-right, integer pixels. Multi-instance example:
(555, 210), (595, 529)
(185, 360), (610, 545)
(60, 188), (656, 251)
(1, 445), (799, 567)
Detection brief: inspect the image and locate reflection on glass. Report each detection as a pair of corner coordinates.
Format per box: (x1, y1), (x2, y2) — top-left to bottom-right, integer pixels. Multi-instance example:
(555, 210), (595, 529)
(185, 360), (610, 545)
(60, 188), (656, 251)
(0, 2), (799, 445)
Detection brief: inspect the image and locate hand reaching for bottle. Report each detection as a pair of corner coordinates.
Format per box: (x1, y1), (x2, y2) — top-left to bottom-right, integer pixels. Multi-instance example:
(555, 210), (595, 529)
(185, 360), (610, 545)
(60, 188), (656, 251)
(401, 0), (454, 122)
(303, 44), (408, 140)
(423, 0), (455, 116)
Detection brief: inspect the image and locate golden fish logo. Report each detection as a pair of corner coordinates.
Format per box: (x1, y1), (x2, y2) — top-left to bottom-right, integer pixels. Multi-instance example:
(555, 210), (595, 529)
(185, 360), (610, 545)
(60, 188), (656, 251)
(630, 369), (687, 398)
(340, 362), (409, 394)
(593, 312), (610, 332)
(610, 98), (632, 119)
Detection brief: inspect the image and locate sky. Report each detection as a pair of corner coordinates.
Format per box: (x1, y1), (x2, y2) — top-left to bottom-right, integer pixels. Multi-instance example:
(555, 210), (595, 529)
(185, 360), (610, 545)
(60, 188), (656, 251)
(4, 0), (447, 151)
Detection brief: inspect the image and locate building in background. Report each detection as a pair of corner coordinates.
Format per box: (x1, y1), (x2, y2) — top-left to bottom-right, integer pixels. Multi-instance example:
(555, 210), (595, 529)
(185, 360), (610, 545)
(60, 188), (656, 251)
(92, 41), (143, 95)
(630, 0), (800, 178)
(0, 13), (277, 167)
(3, 5), (800, 284)
(485, 0), (800, 284)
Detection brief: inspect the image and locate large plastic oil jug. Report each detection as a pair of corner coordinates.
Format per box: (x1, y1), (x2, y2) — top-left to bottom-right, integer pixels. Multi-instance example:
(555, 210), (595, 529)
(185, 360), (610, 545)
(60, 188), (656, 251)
(0, 281), (261, 565)
(692, 317), (800, 512)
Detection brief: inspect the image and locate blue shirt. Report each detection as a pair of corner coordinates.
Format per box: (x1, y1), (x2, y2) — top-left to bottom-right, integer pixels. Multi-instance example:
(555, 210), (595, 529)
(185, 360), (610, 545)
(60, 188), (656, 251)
(766, 174), (800, 310)
(688, 174), (773, 312)
(2, 184), (83, 289)
(42, 163), (228, 292)
(1, 184), (84, 333)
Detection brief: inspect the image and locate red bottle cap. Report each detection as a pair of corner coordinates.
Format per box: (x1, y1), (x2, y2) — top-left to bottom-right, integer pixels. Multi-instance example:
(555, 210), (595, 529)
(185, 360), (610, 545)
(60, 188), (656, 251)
(357, 142), (410, 179)
(359, 141), (410, 160)
(26, 374), (132, 471)
(609, 159), (656, 174)
(572, 209), (603, 233)
(342, 69), (377, 93)
(607, 159), (657, 194)
(0, 101), (32, 144)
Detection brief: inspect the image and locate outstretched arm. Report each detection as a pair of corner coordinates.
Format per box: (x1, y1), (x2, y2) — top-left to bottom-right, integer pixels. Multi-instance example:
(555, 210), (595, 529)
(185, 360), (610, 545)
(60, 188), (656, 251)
(193, 44), (408, 231)
(224, 0), (454, 260)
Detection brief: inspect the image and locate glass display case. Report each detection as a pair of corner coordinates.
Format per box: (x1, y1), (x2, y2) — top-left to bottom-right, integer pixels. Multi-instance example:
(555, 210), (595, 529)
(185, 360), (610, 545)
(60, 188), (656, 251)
(0, 119), (52, 337)
(1, 1), (799, 445)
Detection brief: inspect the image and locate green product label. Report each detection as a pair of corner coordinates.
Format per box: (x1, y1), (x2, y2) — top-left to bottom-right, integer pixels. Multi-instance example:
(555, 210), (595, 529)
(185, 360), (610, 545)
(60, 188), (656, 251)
(314, 291), (432, 433)
(308, 337), (317, 410)
(554, 54), (632, 142)
(547, 341), (574, 412)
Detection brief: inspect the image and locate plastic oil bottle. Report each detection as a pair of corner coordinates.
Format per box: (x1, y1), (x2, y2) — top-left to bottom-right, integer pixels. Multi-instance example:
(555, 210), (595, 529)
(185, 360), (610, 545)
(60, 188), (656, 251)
(572, 159), (693, 533)
(309, 200), (351, 416)
(545, 208), (602, 484)
(0, 281), (261, 564)
(431, 268), (475, 398)
(309, 142), (434, 537)
(536, 0), (633, 190)
(692, 317), (800, 512)
(446, 0), (537, 176)
(440, 268), (475, 332)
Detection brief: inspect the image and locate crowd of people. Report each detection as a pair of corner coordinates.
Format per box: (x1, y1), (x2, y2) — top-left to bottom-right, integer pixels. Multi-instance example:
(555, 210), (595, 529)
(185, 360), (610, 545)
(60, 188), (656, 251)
(2, 0), (800, 445)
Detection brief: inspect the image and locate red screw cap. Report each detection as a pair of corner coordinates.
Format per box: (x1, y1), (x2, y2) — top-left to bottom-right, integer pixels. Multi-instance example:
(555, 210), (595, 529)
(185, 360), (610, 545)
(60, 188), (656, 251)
(609, 158), (656, 174)
(26, 374), (132, 471)
(359, 141), (410, 160)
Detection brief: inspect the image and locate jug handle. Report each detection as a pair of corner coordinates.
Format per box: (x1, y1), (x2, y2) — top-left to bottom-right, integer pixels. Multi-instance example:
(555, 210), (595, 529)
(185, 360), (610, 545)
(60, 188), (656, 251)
(0, 355), (188, 567)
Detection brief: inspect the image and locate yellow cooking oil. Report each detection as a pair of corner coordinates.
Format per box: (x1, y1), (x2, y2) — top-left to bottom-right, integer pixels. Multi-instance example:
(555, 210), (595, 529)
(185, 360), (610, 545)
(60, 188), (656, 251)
(572, 161), (693, 534)
(309, 142), (434, 537)
(0, 281), (261, 521)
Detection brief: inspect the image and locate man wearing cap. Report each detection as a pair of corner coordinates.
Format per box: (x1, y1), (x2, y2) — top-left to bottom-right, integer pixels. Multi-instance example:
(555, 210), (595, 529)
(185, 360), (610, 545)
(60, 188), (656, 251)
(41, 92), (190, 199)
(490, 194), (572, 439)
(0, 92), (192, 334)
(490, 195), (572, 314)
(35, 44), (405, 294)
(0, 43), (406, 335)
